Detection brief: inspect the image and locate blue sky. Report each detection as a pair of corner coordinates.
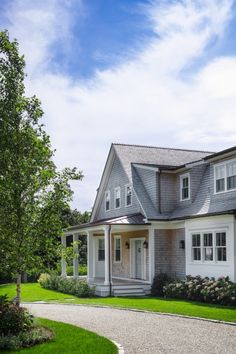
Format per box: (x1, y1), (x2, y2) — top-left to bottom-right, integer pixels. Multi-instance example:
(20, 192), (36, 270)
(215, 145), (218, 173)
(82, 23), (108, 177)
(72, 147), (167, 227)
(1, 0), (236, 211)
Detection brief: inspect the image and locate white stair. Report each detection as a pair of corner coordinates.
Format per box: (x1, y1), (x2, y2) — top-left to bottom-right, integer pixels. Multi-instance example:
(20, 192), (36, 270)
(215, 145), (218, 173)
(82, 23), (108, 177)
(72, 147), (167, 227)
(112, 284), (148, 297)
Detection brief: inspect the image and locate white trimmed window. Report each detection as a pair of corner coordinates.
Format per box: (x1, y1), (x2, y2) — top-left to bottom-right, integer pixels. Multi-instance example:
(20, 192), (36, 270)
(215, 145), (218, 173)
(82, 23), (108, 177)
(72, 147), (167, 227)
(180, 173), (190, 201)
(114, 187), (121, 209)
(98, 238), (105, 261)
(214, 158), (236, 193)
(125, 184), (132, 206)
(114, 235), (121, 262)
(191, 231), (227, 263)
(105, 190), (110, 211)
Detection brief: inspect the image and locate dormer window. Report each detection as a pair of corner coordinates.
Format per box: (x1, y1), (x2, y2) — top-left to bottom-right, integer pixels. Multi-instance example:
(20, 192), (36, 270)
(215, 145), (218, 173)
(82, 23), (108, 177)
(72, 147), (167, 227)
(180, 173), (190, 201)
(114, 187), (121, 209)
(105, 190), (110, 211)
(214, 159), (236, 193)
(125, 184), (132, 206)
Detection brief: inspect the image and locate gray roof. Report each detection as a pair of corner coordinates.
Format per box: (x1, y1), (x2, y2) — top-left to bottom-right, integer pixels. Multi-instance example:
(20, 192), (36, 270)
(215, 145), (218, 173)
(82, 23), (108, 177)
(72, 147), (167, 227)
(113, 143), (213, 181)
(67, 213), (148, 231)
(170, 165), (236, 220)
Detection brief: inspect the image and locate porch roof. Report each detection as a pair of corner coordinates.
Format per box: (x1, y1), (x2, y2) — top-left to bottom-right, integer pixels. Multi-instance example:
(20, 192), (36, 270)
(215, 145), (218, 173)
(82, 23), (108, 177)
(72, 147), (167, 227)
(66, 213), (150, 232)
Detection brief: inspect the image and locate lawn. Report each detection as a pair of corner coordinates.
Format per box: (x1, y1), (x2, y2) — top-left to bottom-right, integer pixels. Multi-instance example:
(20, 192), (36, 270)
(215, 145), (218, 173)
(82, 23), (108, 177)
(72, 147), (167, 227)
(1, 318), (117, 354)
(1, 283), (236, 323)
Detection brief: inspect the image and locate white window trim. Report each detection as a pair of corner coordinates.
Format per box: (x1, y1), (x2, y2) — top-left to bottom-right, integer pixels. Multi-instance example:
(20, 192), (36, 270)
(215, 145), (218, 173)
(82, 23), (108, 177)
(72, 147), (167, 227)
(114, 186), (121, 209)
(180, 173), (190, 201)
(214, 158), (236, 194)
(97, 236), (105, 262)
(105, 190), (110, 212)
(125, 184), (132, 207)
(190, 229), (228, 264)
(114, 235), (122, 263)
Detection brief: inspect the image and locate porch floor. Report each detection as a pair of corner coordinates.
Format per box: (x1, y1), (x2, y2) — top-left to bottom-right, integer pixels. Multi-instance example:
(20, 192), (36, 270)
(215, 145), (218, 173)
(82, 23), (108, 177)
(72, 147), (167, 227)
(90, 277), (150, 285)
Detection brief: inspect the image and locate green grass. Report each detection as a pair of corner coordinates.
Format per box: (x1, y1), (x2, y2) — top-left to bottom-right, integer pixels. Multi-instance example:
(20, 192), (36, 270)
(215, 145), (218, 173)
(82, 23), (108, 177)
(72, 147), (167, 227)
(0, 318), (117, 353)
(1, 283), (236, 323)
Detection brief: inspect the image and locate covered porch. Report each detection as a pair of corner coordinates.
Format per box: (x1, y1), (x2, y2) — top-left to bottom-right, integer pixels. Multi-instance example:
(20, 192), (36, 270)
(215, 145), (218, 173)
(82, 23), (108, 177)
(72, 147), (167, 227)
(62, 214), (155, 296)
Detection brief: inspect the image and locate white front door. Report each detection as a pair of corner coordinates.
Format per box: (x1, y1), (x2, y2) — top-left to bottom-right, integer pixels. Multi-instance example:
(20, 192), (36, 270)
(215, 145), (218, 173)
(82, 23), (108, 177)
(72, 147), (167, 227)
(131, 238), (145, 280)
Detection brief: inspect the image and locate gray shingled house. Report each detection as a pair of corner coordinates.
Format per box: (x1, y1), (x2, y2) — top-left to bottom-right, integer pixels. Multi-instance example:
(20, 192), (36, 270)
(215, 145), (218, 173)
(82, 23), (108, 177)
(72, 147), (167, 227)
(62, 143), (236, 296)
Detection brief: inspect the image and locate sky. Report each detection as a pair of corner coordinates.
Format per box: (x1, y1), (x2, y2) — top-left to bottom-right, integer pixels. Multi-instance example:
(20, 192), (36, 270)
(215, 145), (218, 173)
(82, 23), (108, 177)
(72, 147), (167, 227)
(1, 0), (236, 212)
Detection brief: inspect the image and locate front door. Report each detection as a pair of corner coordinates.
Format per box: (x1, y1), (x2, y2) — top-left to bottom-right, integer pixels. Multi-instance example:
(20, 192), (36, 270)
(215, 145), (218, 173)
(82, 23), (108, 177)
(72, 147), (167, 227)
(134, 240), (142, 279)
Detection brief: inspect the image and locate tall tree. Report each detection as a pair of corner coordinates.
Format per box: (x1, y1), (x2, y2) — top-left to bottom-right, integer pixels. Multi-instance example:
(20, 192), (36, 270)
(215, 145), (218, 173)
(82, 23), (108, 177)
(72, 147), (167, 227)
(0, 31), (82, 305)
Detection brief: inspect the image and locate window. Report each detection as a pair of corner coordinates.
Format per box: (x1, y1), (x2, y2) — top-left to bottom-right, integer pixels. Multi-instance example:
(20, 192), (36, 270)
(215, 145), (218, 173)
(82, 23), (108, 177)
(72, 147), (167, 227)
(192, 234), (201, 261)
(105, 191), (110, 211)
(114, 187), (121, 209)
(98, 238), (105, 261)
(215, 165), (225, 192)
(125, 184), (132, 206)
(203, 233), (213, 261)
(227, 161), (236, 190)
(114, 236), (121, 262)
(191, 231), (227, 263)
(215, 159), (236, 193)
(216, 232), (227, 261)
(180, 173), (190, 201)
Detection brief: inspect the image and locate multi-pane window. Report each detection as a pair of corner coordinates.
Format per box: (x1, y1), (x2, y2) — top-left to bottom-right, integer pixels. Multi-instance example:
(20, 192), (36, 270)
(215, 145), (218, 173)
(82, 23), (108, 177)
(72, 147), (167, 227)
(191, 231), (227, 263)
(125, 185), (132, 206)
(192, 234), (201, 261)
(114, 236), (121, 262)
(215, 165), (225, 192)
(180, 174), (190, 201)
(216, 232), (227, 261)
(203, 233), (213, 261)
(114, 187), (121, 208)
(105, 191), (110, 211)
(98, 238), (105, 261)
(215, 159), (236, 193)
(227, 161), (236, 190)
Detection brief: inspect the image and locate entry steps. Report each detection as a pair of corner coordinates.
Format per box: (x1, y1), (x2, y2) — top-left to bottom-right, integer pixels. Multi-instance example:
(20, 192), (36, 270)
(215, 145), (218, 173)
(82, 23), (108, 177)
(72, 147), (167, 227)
(112, 284), (149, 297)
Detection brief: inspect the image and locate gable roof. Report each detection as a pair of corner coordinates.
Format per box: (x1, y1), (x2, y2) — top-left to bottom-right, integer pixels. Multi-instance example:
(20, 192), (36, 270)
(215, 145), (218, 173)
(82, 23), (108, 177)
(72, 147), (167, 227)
(91, 143), (213, 222)
(113, 143), (213, 181)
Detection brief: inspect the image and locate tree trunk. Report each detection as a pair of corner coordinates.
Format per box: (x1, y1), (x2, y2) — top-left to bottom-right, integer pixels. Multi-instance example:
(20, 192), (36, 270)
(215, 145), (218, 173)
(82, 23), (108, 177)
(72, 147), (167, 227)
(16, 273), (21, 307)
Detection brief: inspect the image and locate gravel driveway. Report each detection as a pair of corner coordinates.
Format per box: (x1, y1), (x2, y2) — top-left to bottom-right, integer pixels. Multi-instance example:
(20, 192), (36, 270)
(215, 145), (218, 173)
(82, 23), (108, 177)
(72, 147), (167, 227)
(26, 303), (236, 354)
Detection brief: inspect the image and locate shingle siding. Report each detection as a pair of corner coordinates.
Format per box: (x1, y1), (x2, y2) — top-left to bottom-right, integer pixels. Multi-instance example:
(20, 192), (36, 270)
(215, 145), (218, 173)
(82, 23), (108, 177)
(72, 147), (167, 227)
(154, 228), (185, 278)
(94, 156), (141, 221)
(160, 172), (177, 213)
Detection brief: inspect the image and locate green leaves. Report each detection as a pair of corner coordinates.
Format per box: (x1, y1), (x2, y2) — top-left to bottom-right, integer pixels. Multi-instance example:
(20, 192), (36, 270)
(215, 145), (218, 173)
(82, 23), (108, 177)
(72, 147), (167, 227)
(0, 30), (83, 302)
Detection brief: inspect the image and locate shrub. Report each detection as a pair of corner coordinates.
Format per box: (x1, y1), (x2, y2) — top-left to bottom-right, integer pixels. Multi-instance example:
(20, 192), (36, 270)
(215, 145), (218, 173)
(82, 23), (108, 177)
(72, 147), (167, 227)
(38, 273), (95, 297)
(151, 273), (171, 297)
(66, 264), (87, 276)
(163, 275), (236, 306)
(0, 326), (53, 350)
(0, 295), (34, 336)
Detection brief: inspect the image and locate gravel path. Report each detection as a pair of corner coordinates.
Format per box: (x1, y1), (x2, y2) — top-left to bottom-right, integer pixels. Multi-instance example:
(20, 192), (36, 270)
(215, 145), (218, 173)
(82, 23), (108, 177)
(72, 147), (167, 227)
(26, 303), (236, 354)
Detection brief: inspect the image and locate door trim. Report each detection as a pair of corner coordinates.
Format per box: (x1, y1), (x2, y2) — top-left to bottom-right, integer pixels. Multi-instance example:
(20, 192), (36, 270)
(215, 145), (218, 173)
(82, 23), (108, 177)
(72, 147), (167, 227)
(130, 237), (146, 280)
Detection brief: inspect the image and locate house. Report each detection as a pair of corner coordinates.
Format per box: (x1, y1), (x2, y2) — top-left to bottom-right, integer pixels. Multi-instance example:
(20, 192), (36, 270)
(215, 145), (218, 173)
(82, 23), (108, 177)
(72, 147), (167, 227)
(62, 143), (236, 296)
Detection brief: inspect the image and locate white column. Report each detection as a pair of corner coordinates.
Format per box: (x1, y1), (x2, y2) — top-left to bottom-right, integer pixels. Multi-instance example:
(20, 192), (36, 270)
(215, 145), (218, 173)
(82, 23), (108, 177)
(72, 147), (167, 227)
(87, 231), (94, 282)
(104, 226), (110, 285)
(149, 227), (155, 282)
(61, 235), (67, 277)
(73, 234), (79, 279)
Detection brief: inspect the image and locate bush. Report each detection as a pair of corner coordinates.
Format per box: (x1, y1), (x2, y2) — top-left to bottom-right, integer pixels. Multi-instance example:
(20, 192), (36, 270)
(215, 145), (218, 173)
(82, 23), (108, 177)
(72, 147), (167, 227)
(66, 264), (87, 276)
(38, 273), (95, 298)
(0, 326), (53, 350)
(151, 273), (171, 297)
(0, 295), (33, 336)
(163, 275), (236, 306)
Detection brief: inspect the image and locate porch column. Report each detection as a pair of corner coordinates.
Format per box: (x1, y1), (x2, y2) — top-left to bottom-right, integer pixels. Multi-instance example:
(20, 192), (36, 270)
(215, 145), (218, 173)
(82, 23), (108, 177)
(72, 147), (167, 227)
(87, 231), (94, 281)
(149, 227), (155, 282)
(61, 235), (67, 277)
(104, 225), (110, 285)
(73, 233), (79, 279)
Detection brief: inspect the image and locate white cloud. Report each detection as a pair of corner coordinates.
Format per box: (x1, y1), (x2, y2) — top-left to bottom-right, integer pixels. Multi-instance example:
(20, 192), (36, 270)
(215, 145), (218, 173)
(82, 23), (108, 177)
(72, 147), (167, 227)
(2, 0), (236, 211)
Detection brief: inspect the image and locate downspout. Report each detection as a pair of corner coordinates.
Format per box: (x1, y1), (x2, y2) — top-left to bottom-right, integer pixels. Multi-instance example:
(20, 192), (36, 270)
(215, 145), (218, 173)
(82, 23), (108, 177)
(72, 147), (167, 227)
(158, 170), (162, 214)
(108, 225), (112, 297)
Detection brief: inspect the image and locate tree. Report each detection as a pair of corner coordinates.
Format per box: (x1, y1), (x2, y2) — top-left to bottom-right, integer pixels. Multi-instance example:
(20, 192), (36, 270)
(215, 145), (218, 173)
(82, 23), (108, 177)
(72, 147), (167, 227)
(0, 30), (83, 305)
